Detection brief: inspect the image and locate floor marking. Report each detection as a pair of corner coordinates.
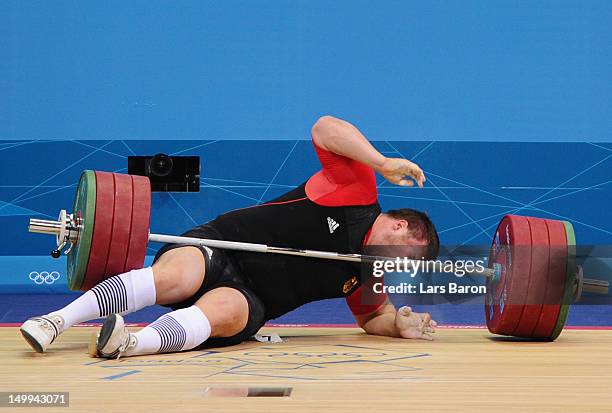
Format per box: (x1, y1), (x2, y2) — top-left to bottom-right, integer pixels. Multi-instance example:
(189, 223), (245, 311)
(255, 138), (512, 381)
(101, 368), (142, 381)
(86, 343), (432, 381)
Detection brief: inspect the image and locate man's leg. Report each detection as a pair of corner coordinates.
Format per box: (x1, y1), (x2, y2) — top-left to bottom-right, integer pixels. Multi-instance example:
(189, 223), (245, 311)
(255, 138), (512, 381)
(97, 287), (251, 358)
(20, 246), (206, 352)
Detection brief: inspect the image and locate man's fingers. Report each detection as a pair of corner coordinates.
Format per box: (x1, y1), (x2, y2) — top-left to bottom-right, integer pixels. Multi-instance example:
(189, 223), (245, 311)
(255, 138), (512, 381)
(406, 168), (425, 188)
(387, 159), (426, 188)
(418, 313), (432, 328)
(422, 326), (436, 334)
(414, 169), (425, 187)
(397, 307), (437, 340)
(412, 175), (423, 188)
(400, 327), (435, 340)
(420, 332), (434, 341)
(399, 306), (412, 316)
(423, 317), (437, 331)
(417, 175), (425, 188)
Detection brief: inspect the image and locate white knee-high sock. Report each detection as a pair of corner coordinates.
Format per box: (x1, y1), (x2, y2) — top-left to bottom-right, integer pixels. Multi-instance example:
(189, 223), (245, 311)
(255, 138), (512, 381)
(126, 306), (211, 356)
(48, 267), (156, 331)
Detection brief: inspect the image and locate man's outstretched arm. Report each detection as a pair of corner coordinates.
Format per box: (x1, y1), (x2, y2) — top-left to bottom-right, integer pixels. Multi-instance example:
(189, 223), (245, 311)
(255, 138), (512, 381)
(311, 115), (426, 187)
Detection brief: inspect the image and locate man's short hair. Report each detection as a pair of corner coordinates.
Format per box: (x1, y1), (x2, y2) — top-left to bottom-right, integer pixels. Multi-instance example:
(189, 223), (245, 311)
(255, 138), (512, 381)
(385, 208), (440, 260)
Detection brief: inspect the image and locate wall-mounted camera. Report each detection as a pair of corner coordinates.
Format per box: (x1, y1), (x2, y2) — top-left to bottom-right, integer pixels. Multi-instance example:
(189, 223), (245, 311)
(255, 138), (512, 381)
(128, 154), (200, 192)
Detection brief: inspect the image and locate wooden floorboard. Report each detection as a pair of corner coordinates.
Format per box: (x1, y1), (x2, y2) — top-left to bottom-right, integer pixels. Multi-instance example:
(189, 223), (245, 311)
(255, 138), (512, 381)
(1, 327), (611, 412)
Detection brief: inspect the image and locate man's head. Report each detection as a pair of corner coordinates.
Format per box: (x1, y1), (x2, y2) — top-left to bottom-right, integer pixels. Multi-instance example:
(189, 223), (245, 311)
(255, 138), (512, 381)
(367, 208), (439, 260)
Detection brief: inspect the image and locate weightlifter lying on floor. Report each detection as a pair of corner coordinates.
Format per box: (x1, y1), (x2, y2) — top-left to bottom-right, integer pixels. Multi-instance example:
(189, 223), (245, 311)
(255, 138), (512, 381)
(20, 115), (440, 358)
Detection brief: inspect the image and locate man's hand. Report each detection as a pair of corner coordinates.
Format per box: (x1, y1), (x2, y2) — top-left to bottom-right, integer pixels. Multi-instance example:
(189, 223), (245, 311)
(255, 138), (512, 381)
(377, 157), (426, 188)
(394, 306), (437, 340)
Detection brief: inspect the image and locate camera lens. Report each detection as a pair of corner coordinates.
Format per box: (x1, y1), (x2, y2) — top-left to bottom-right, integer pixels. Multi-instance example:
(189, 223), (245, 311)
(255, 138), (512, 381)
(149, 154), (174, 177)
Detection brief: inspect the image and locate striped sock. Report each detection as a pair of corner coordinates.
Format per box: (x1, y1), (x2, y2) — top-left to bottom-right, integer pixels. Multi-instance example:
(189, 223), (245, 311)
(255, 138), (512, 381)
(48, 267), (156, 330)
(126, 306), (211, 356)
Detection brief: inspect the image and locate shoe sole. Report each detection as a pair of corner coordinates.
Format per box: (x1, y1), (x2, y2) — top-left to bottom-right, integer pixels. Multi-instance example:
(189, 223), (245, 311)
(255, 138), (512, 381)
(96, 314), (118, 354)
(20, 328), (44, 353)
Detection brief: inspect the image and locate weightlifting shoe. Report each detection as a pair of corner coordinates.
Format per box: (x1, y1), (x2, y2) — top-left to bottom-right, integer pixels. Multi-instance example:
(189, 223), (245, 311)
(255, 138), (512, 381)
(95, 314), (137, 359)
(20, 315), (65, 353)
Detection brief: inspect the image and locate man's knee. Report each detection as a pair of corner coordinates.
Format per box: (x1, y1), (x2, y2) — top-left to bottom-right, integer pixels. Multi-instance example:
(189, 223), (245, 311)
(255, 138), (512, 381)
(195, 287), (250, 338)
(152, 247), (206, 305)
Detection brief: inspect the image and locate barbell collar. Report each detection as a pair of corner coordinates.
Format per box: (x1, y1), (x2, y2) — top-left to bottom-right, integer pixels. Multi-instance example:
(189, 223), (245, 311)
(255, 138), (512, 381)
(582, 277), (610, 295)
(29, 218), (63, 236)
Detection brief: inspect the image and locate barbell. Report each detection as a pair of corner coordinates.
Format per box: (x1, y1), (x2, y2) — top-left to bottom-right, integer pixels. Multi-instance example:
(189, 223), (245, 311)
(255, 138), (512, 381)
(28, 170), (609, 341)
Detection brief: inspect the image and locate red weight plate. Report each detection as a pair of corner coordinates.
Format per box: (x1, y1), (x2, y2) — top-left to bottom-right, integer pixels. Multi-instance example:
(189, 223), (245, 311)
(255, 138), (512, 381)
(124, 174), (151, 271)
(531, 219), (567, 339)
(103, 173), (134, 277)
(485, 215), (531, 335)
(82, 171), (115, 290)
(512, 217), (550, 337)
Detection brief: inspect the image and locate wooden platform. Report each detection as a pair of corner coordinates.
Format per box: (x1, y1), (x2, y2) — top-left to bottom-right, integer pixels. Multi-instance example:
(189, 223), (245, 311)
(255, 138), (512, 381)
(1, 326), (611, 412)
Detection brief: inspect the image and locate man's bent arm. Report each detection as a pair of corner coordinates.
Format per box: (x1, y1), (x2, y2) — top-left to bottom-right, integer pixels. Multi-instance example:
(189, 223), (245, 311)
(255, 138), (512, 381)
(311, 116), (425, 187)
(311, 116), (387, 170)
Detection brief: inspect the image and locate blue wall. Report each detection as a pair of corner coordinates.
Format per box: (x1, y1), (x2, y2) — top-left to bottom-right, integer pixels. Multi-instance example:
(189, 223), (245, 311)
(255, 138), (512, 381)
(2, 1), (611, 142)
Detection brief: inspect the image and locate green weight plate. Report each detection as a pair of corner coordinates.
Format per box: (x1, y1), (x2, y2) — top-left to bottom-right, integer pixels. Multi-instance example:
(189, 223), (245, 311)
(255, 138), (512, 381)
(549, 221), (576, 340)
(66, 170), (96, 290)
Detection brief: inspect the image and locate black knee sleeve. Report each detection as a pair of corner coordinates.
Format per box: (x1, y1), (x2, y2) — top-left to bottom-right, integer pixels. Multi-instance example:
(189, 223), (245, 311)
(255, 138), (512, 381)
(197, 283), (266, 348)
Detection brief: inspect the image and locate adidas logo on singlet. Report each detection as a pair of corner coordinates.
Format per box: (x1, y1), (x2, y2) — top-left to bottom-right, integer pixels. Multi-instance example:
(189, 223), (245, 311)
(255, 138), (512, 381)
(327, 217), (340, 234)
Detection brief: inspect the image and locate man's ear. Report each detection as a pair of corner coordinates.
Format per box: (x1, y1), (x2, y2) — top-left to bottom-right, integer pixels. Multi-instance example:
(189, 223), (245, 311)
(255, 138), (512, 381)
(392, 219), (409, 231)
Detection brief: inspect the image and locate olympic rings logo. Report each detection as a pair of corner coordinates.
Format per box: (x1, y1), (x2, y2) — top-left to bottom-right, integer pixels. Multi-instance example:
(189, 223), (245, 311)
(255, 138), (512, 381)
(29, 271), (61, 285)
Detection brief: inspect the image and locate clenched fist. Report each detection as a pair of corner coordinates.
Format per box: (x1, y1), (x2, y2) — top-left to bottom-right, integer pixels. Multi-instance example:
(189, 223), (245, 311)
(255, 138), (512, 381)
(377, 157), (426, 187)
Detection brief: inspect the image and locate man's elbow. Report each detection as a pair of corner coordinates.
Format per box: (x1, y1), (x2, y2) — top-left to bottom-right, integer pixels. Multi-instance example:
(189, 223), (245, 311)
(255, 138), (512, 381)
(360, 320), (382, 336)
(353, 312), (378, 333)
(311, 115), (343, 147)
(312, 115), (339, 132)
(360, 322), (374, 335)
